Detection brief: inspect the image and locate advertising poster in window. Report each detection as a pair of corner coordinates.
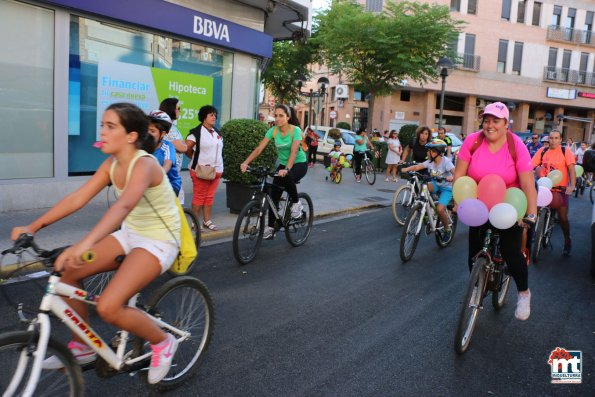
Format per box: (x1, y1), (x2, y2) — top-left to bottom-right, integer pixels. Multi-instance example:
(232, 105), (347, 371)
(97, 61), (213, 139)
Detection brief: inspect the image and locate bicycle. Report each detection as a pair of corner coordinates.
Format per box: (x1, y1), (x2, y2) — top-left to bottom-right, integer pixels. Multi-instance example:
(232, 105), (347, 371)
(352, 150), (376, 185)
(399, 172), (458, 262)
(232, 167), (314, 265)
(574, 173), (587, 198)
(325, 166), (343, 184)
(531, 205), (555, 264)
(391, 163), (422, 226)
(0, 234), (215, 396)
(454, 227), (512, 354)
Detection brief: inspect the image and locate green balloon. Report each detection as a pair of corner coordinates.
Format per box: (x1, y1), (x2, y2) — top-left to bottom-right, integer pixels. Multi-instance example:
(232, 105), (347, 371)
(575, 164), (584, 178)
(504, 187), (527, 221)
(326, 166), (332, 172)
(453, 176), (478, 204)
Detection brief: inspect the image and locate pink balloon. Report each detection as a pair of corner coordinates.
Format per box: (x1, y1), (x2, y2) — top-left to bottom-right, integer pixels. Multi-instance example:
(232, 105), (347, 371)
(477, 174), (507, 210)
(458, 198), (489, 227)
(536, 186), (552, 207)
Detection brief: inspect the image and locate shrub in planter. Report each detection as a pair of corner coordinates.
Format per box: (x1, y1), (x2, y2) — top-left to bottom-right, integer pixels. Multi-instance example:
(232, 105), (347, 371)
(336, 121), (351, 130)
(220, 119), (277, 184)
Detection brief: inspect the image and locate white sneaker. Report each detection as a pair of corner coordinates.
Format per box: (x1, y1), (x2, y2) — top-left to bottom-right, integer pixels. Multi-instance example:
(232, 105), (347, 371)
(148, 333), (179, 384)
(263, 226), (274, 239)
(515, 289), (531, 321)
(42, 340), (96, 369)
(291, 201), (304, 219)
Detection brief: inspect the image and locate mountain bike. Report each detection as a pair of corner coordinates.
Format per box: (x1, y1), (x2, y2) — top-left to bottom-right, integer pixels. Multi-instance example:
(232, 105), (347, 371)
(454, 227), (512, 354)
(232, 167), (313, 265)
(353, 150), (376, 185)
(531, 205), (554, 264)
(391, 163), (422, 226)
(399, 172), (458, 262)
(0, 234), (214, 396)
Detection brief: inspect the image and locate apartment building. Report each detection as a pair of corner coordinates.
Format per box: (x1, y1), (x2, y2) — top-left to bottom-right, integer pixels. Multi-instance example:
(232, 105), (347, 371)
(289, 0), (595, 142)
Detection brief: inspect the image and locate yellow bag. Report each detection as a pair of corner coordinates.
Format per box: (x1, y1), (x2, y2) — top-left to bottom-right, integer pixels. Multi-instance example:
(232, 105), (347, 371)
(169, 198), (198, 275)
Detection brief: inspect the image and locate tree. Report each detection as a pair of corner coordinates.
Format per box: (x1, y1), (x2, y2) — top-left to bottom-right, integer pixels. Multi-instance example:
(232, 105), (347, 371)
(261, 41), (316, 105)
(312, 1), (463, 128)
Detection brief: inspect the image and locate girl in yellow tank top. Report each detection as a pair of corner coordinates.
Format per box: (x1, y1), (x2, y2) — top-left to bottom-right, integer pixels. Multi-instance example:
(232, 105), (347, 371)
(11, 103), (181, 384)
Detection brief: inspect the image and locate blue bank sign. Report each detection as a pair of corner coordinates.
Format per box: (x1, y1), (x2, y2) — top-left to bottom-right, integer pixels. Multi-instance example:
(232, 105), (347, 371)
(40, 0), (273, 58)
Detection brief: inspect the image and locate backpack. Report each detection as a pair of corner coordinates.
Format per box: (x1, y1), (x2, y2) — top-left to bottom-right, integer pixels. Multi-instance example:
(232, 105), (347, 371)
(583, 149), (595, 173)
(272, 126), (308, 152)
(469, 129), (517, 162)
(536, 146), (566, 167)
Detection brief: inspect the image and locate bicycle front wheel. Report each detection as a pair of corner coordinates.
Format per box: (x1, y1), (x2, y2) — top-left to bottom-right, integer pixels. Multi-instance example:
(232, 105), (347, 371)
(491, 267), (511, 311)
(232, 200), (264, 265)
(285, 193), (314, 247)
(399, 203), (422, 262)
(334, 170), (342, 184)
(590, 184), (594, 205)
(0, 331), (84, 397)
(137, 277), (215, 391)
(364, 160), (376, 185)
(392, 184), (414, 226)
(531, 208), (546, 264)
(454, 258), (488, 354)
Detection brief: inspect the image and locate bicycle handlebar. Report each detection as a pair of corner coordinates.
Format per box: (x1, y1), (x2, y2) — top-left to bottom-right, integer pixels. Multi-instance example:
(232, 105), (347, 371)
(407, 171), (446, 183)
(3, 233), (68, 268)
(246, 166), (279, 178)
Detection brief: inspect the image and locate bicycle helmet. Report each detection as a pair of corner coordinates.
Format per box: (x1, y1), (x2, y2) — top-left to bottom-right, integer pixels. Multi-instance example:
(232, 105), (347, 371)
(425, 138), (447, 153)
(334, 140), (342, 147)
(148, 110), (173, 131)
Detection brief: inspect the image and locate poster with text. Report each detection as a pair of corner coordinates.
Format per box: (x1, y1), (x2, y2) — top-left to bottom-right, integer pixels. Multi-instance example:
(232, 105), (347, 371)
(97, 61), (214, 140)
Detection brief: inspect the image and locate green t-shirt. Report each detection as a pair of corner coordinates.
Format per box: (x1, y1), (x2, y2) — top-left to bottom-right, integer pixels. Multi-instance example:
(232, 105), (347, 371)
(354, 134), (368, 152)
(265, 126), (307, 166)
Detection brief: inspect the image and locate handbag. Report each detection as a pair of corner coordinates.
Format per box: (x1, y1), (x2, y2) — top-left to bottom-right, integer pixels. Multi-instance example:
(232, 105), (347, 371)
(193, 134), (219, 180)
(145, 195), (198, 275)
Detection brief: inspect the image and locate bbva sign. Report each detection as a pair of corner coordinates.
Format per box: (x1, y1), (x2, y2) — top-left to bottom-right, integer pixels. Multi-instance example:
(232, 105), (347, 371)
(193, 16), (230, 43)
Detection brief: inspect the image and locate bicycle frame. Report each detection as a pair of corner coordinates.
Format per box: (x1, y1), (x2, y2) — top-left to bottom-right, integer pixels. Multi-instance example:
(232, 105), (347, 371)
(250, 174), (290, 226)
(411, 183), (438, 235)
(7, 274), (190, 397)
(401, 175), (422, 208)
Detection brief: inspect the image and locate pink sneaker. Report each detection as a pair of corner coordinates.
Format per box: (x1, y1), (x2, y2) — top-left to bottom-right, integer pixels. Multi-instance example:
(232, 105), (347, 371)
(148, 333), (179, 384)
(42, 340), (96, 369)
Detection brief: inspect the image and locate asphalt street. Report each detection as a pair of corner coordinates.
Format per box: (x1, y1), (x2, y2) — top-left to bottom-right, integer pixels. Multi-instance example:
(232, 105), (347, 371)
(0, 195), (593, 396)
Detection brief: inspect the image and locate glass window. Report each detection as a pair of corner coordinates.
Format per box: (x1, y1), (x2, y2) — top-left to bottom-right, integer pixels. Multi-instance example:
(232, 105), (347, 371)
(400, 91), (411, 102)
(512, 42), (523, 75)
(0, 1), (54, 179)
(501, 0), (511, 21)
(552, 5), (562, 26)
(450, 0), (461, 12)
(467, 0), (477, 15)
(532, 2), (542, 26)
(548, 47), (558, 67)
(68, 16), (233, 174)
(517, 1), (526, 23)
(366, 0), (383, 13)
(341, 132), (356, 145)
(497, 39), (508, 73)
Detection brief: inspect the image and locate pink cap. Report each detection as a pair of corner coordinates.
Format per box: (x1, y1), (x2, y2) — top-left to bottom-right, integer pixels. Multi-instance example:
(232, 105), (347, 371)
(481, 102), (509, 120)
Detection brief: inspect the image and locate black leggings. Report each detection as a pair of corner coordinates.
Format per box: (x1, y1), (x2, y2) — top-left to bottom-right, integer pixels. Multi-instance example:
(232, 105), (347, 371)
(468, 224), (528, 292)
(268, 162), (308, 227)
(354, 150), (370, 176)
(308, 145), (318, 164)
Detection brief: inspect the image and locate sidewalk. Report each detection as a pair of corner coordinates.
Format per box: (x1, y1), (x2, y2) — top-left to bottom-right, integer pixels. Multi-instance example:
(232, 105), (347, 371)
(0, 164), (403, 251)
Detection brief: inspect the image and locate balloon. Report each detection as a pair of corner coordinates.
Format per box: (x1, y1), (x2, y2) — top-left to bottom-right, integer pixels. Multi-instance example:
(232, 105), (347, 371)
(575, 165), (584, 178)
(547, 169), (563, 186)
(550, 191), (564, 209)
(504, 187), (527, 221)
(326, 166), (332, 172)
(453, 176), (478, 204)
(488, 203), (518, 230)
(346, 154), (353, 161)
(537, 177), (553, 190)
(457, 198), (489, 227)
(536, 186), (552, 207)
(477, 174), (507, 210)
(344, 163), (351, 168)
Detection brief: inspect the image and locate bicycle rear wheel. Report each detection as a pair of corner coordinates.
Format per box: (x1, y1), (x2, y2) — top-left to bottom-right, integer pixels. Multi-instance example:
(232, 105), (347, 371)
(364, 160), (376, 185)
(137, 277), (215, 391)
(392, 184), (414, 226)
(531, 208), (546, 264)
(232, 200), (264, 265)
(285, 193), (314, 247)
(491, 266), (511, 310)
(0, 330), (84, 397)
(400, 204), (422, 262)
(454, 258), (488, 354)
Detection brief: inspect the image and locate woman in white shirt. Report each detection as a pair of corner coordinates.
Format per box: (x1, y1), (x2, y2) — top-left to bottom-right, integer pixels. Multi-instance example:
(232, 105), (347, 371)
(385, 130), (402, 182)
(186, 105), (224, 231)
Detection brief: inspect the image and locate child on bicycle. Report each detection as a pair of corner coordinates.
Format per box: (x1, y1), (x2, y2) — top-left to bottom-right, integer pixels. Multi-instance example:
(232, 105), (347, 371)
(148, 110), (182, 196)
(401, 139), (455, 238)
(11, 103), (180, 384)
(328, 141), (344, 170)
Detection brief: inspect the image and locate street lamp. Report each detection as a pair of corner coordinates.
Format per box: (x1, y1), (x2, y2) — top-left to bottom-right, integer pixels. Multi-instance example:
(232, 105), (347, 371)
(436, 56), (454, 130)
(296, 76), (329, 129)
(316, 77), (329, 128)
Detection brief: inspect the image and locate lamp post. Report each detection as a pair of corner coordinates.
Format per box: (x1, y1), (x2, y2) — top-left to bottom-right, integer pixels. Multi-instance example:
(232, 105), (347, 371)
(296, 76), (329, 129)
(436, 56), (454, 130)
(316, 77), (329, 129)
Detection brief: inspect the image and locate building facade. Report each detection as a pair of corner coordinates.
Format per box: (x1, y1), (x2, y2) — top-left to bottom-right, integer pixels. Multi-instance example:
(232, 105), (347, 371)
(0, 0), (310, 211)
(288, 0), (595, 142)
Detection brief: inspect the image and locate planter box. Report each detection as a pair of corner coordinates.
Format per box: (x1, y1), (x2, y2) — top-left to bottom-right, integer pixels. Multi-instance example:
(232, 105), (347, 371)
(225, 181), (260, 214)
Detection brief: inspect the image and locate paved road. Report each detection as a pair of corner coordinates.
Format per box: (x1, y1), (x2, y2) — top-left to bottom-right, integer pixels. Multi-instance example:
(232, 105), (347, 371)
(1, 197), (593, 396)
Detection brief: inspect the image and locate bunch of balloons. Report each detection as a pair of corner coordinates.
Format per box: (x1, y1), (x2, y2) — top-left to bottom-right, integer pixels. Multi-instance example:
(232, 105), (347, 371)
(536, 168), (573, 209)
(453, 174), (528, 230)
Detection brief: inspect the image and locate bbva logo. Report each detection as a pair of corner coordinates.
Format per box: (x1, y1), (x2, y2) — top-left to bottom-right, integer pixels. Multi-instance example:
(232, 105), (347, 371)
(193, 16), (230, 42)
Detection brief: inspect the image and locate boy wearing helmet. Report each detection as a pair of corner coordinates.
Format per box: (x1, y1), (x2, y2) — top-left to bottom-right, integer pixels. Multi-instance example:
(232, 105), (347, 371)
(148, 110), (182, 196)
(401, 138), (455, 237)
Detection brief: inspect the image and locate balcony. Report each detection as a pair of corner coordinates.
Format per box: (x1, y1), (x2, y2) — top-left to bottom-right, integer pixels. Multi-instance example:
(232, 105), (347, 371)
(454, 53), (480, 72)
(543, 66), (595, 87)
(547, 25), (595, 47)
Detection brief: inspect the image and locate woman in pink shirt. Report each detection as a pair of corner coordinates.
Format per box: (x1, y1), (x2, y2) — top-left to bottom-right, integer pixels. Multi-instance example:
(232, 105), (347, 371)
(453, 102), (537, 321)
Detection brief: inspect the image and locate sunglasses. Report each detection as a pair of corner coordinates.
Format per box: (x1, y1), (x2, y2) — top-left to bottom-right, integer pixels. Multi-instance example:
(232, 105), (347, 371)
(532, 137), (538, 139)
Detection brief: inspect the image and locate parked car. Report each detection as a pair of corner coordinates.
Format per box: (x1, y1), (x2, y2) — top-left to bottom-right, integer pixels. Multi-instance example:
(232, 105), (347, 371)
(310, 126), (357, 156)
(431, 132), (463, 156)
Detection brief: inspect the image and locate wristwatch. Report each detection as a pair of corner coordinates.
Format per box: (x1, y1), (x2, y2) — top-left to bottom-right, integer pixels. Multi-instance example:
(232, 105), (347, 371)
(526, 214), (536, 220)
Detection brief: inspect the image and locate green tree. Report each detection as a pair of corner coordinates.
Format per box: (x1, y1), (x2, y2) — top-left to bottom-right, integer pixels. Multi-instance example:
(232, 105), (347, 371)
(261, 41), (316, 105)
(313, 1), (462, 127)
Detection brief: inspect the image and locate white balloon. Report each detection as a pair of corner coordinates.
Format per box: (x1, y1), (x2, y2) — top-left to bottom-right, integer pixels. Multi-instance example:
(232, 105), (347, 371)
(537, 177), (553, 190)
(488, 203), (518, 230)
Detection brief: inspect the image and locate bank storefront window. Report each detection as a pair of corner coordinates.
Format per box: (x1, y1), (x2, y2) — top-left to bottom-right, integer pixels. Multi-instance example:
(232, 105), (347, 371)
(0, 1), (54, 179)
(68, 16), (233, 174)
